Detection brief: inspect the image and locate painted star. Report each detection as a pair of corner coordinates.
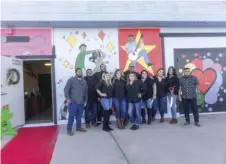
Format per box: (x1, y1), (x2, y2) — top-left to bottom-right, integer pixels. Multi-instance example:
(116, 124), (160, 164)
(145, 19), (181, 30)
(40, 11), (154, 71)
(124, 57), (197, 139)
(121, 30), (156, 74)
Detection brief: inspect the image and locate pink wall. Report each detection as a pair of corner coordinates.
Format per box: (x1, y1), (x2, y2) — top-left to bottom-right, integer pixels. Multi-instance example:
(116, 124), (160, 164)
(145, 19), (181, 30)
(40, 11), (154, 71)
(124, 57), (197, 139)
(1, 28), (52, 56)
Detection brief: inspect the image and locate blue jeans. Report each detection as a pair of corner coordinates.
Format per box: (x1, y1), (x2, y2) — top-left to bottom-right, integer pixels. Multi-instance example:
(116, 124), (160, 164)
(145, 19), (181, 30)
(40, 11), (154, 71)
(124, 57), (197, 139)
(128, 101), (142, 125)
(167, 94), (178, 119)
(100, 98), (112, 110)
(85, 101), (97, 125)
(113, 97), (127, 119)
(131, 50), (151, 68)
(142, 98), (154, 109)
(153, 97), (167, 118)
(67, 101), (84, 131)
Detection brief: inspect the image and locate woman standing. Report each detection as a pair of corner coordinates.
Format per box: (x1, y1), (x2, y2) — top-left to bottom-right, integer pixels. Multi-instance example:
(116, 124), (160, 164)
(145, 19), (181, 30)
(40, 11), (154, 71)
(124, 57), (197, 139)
(96, 72), (114, 132)
(166, 66), (180, 124)
(140, 70), (156, 125)
(153, 68), (167, 123)
(127, 72), (147, 130)
(112, 69), (127, 129)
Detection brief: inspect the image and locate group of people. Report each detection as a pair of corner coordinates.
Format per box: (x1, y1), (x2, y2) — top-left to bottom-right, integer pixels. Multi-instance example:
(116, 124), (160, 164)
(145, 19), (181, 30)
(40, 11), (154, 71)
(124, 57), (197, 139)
(64, 63), (201, 136)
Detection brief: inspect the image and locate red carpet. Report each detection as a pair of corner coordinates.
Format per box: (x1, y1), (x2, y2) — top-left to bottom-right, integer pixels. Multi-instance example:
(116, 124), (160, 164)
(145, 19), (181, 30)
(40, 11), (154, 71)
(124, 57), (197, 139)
(1, 126), (59, 164)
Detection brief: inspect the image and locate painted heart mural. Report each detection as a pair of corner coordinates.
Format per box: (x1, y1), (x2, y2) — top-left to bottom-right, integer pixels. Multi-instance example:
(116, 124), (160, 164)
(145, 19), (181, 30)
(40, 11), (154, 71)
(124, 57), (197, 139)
(175, 48), (226, 113)
(191, 68), (216, 94)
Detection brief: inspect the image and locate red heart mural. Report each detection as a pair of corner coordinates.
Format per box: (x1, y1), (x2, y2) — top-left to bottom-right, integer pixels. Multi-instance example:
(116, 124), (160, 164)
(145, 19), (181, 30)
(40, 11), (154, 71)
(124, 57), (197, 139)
(191, 68), (216, 94)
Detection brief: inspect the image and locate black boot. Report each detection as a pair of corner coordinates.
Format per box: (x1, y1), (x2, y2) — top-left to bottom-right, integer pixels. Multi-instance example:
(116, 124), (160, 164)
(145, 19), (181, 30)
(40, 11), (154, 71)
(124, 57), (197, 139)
(102, 110), (109, 132)
(147, 108), (152, 125)
(106, 110), (113, 131)
(141, 109), (146, 124)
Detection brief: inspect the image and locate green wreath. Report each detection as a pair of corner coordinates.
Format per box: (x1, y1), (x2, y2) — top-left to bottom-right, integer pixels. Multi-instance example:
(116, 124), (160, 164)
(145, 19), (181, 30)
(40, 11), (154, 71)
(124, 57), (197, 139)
(7, 68), (20, 85)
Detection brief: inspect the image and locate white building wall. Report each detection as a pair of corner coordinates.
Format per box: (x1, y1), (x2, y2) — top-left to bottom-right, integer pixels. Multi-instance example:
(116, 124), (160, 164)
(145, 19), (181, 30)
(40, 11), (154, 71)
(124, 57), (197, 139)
(54, 28), (119, 124)
(53, 27), (226, 124)
(161, 27), (226, 115)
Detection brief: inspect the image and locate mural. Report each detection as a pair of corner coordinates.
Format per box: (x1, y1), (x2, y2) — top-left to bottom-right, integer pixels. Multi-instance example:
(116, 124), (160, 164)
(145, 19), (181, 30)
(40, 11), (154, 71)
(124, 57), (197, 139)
(174, 48), (226, 113)
(118, 29), (162, 76)
(0, 29), (52, 56)
(1, 56), (25, 127)
(1, 105), (17, 138)
(54, 29), (119, 122)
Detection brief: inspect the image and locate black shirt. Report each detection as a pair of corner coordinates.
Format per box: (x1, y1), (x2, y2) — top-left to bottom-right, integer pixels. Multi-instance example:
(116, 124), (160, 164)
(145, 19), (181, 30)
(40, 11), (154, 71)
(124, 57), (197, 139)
(127, 80), (147, 103)
(154, 77), (167, 98)
(166, 76), (180, 95)
(93, 71), (106, 84)
(84, 76), (97, 102)
(96, 80), (113, 98)
(112, 79), (127, 99)
(124, 71), (141, 80)
(142, 77), (155, 100)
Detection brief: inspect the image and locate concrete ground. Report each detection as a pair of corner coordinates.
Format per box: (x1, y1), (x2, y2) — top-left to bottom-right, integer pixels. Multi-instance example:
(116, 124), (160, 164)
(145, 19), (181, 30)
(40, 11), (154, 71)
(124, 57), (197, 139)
(1, 135), (14, 149)
(51, 115), (226, 164)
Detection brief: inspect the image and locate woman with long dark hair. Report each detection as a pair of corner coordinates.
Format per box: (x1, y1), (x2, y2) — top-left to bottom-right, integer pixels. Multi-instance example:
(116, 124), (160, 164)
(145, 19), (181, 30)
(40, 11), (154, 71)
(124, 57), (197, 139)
(96, 72), (114, 132)
(166, 66), (180, 124)
(140, 70), (156, 125)
(127, 72), (147, 130)
(112, 69), (127, 129)
(153, 68), (167, 123)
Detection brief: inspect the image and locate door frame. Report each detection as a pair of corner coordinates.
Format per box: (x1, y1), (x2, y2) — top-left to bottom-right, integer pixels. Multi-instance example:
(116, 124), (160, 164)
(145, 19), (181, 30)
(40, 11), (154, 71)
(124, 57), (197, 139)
(16, 55), (57, 125)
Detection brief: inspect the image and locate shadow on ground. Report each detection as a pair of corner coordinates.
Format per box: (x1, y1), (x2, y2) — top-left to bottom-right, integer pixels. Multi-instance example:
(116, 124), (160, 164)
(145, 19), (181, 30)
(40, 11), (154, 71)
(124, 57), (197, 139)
(51, 115), (226, 164)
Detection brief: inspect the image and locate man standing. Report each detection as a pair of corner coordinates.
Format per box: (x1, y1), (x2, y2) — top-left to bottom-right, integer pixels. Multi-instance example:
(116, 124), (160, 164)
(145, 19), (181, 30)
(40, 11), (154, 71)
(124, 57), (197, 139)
(64, 68), (88, 136)
(179, 68), (201, 127)
(125, 34), (152, 68)
(93, 63), (107, 125)
(124, 63), (141, 80)
(84, 69), (98, 128)
(75, 44), (100, 71)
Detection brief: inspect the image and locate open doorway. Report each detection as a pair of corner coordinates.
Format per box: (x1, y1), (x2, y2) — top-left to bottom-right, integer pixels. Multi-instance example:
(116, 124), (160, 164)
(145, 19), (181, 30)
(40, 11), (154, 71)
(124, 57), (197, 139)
(23, 60), (53, 124)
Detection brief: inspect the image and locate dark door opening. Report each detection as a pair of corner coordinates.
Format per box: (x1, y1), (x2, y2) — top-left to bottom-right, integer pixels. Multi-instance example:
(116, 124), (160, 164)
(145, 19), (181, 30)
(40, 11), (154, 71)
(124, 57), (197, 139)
(24, 60), (53, 124)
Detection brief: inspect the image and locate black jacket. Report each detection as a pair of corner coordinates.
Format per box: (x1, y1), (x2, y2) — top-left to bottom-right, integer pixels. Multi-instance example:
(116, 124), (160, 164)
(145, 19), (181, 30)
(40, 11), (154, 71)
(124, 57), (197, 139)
(84, 76), (97, 102)
(96, 80), (113, 98)
(127, 80), (147, 103)
(142, 77), (155, 100)
(154, 77), (167, 98)
(93, 71), (106, 84)
(166, 76), (180, 95)
(112, 79), (127, 99)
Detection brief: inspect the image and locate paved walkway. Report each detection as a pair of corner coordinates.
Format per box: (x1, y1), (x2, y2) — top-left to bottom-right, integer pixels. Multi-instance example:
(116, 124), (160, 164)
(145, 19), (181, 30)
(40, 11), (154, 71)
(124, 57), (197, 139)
(51, 115), (226, 164)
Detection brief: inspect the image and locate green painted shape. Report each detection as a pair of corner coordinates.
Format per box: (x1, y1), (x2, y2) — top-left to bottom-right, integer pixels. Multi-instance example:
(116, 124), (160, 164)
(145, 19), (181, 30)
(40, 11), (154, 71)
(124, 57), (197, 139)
(1, 105), (17, 139)
(198, 108), (202, 112)
(197, 92), (204, 106)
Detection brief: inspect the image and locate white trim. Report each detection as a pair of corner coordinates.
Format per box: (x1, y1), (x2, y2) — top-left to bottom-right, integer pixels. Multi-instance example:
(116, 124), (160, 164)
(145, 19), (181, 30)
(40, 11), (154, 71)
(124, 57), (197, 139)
(180, 112), (226, 117)
(23, 122), (55, 127)
(22, 58), (53, 61)
(160, 27), (226, 33)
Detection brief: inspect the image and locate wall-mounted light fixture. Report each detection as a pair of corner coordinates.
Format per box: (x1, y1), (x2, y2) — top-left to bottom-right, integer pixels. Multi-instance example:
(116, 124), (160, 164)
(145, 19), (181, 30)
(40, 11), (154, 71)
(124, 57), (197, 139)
(44, 62), (51, 66)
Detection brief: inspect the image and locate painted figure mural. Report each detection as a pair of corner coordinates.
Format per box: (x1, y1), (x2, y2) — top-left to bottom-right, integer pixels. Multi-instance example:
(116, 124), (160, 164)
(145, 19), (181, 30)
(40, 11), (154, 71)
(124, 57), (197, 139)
(54, 28), (163, 122)
(174, 48), (226, 113)
(54, 29), (119, 122)
(118, 29), (162, 76)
